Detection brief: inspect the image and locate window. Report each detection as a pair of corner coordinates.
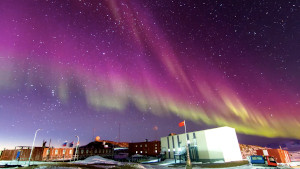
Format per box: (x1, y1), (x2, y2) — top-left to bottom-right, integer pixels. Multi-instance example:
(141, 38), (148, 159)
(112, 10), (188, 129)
(135, 145), (137, 147)
(145, 151), (147, 153)
(155, 150), (157, 153)
(81, 150), (84, 154)
(47, 149), (50, 155)
(136, 151), (138, 154)
(95, 149), (97, 153)
(177, 135), (180, 147)
(86, 150), (89, 153)
(155, 144), (157, 146)
(55, 150), (58, 155)
(155, 147), (157, 149)
(140, 144), (142, 147)
(69, 150), (72, 154)
(172, 136), (175, 148)
(140, 151), (143, 154)
(63, 149), (66, 154)
(145, 144), (147, 147)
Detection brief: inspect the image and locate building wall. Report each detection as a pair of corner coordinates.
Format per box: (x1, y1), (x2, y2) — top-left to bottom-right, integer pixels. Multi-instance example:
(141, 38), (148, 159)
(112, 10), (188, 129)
(161, 127), (242, 162)
(0, 147), (44, 161)
(42, 148), (74, 161)
(256, 149), (291, 163)
(77, 147), (113, 159)
(128, 141), (161, 157)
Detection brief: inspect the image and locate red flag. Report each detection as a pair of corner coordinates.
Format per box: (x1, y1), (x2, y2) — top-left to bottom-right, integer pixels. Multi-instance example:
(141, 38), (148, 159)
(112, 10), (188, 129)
(178, 121), (185, 127)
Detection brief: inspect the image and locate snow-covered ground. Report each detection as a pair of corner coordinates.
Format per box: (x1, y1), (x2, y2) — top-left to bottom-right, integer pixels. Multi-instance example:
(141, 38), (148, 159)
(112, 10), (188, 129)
(1, 156), (300, 168)
(0, 160), (58, 166)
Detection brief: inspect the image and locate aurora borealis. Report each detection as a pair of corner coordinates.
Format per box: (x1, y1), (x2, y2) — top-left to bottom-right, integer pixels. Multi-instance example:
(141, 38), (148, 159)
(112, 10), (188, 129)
(0, 0), (300, 149)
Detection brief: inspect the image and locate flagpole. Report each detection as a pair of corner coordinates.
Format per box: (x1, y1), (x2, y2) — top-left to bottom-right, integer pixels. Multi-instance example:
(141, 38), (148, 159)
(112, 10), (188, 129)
(184, 120), (192, 169)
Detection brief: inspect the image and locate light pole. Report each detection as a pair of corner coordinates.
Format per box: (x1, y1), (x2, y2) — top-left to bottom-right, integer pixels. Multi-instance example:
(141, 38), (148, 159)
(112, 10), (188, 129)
(28, 129), (41, 166)
(74, 135), (79, 161)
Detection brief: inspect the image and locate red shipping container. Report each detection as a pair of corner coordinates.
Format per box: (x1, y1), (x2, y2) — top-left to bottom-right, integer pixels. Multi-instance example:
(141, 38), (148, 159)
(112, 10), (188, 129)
(256, 149), (291, 163)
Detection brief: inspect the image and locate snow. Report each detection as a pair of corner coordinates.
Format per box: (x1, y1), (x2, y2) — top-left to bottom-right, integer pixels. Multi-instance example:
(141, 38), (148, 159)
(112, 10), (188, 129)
(73, 155), (120, 165)
(1, 156), (300, 168)
(0, 160), (57, 166)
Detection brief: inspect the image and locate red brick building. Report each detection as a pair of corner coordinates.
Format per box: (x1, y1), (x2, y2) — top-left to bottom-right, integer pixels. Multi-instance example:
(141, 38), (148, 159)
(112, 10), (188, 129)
(42, 147), (74, 161)
(256, 149), (291, 163)
(77, 141), (114, 159)
(0, 146), (44, 161)
(129, 140), (160, 157)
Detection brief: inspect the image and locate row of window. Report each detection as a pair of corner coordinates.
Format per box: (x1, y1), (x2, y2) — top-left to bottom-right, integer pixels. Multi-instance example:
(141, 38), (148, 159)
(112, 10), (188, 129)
(47, 149), (72, 155)
(79, 149), (112, 154)
(47, 149), (112, 155)
(135, 150), (158, 154)
(135, 144), (158, 148)
(167, 148), (182, 152)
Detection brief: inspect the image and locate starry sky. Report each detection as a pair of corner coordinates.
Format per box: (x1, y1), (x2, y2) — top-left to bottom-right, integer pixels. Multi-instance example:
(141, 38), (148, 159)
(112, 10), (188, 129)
(0, 0), (300, 150)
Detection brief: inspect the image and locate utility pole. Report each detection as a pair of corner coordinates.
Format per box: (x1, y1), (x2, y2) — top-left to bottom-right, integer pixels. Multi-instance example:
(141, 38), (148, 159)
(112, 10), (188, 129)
(118, 123), (120, 143)
(93, 128), (95, 141)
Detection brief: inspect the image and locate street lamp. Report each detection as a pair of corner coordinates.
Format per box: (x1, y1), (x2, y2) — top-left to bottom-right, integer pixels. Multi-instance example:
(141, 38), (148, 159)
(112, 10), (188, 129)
(74, 135), (80, 161)
(28, 129), (41, 166)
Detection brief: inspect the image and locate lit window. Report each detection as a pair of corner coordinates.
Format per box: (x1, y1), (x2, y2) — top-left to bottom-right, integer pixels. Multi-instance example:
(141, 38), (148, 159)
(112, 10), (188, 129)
(140, 151), (142, 154)
(81, 150), (84, 154)
(145, 144), (147, 147)
(140, 145), (142, 147)
(155, 147), (157, 149)
(55, 150), (58, 155)
(135, 145), (137, 147)
(47, 149), (50, 155)
(168, 149), (170, 152)
(69, 150), (72, 154)
(136, 151), (138, 154)
(95, 149), (97, 153)
(145, 151), (147, 153)
(63, 149), (66, 154)
(173, 148), (175, 152)
(155, 150), (157, 153)
(86, 150), (89, 153)
(155, 144), (157, 146)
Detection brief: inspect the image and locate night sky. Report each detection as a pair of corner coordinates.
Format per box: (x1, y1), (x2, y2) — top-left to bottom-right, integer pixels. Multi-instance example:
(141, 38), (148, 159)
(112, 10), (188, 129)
(0, 0), (300, 150)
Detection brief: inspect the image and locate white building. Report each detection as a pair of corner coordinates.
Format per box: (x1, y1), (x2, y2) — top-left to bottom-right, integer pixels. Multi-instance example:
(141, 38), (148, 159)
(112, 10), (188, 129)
(161, 126), (242, 163)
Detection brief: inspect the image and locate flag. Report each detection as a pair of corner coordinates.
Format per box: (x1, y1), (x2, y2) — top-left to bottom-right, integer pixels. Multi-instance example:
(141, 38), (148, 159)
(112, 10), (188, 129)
(178, 121), (185, 127)
(69, 141), (74, 147)
(62, 141), (67, 147)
